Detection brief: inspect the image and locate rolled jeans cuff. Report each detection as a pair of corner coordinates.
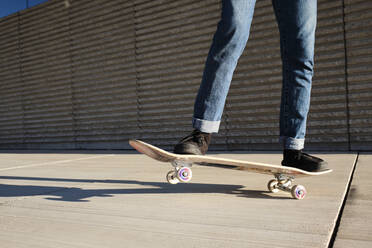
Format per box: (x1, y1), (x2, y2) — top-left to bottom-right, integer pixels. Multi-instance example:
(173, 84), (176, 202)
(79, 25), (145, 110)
(280, 136), (305, 150)
(192, 118), (220, 133)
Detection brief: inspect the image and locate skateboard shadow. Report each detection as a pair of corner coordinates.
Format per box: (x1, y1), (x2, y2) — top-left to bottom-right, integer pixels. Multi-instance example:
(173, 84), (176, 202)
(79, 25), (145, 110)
(0, 176), (291, 202)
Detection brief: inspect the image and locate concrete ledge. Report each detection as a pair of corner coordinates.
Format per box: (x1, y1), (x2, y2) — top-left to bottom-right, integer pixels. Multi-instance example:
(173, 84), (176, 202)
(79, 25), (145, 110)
(334, 154), (372, 248)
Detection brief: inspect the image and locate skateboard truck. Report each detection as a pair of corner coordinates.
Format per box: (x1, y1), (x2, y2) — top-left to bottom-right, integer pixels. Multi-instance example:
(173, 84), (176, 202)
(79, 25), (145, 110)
(267, 174), (307, 200)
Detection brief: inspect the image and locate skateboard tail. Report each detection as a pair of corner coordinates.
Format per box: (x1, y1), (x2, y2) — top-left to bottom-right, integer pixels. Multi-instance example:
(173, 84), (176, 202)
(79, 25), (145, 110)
(129, 139), (174, 162)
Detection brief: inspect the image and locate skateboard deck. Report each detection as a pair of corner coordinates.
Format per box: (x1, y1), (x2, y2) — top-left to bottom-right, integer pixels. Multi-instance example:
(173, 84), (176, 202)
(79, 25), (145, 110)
(129, 139), (332, 199)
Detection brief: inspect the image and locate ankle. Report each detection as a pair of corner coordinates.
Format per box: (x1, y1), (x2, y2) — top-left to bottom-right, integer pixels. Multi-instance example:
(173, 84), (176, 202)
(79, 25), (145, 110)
(283, 149), (302, 160)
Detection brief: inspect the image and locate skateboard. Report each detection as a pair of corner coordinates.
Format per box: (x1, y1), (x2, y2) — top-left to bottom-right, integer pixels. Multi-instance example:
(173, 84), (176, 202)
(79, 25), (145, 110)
(129, 139), (332, 200)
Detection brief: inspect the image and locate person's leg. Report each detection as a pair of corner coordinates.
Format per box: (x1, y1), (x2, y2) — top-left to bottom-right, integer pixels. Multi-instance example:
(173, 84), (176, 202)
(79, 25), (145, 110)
(174, 0), (256, 155)
(273, 0), (327, 171)
(193, 0), (257, 133)
(272, 0), (317, 150)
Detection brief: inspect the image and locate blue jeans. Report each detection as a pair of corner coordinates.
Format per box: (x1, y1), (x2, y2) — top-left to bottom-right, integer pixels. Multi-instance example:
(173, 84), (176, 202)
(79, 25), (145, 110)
(193, 0), (317, 150)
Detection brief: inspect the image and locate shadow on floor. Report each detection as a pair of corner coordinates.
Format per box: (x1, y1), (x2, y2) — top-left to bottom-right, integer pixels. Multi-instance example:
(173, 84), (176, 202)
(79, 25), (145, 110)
(0, 176), (291, 202)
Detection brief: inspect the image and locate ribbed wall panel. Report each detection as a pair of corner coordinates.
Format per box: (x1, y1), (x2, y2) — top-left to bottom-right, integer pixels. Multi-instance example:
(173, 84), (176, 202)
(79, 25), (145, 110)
(135, 0), (222, 150)
(0, 0), (370, 151)
(227, 0), (349, 151)
(0, 14), (24, 148)
(306, 0), (349, 150)
(18, 0), (74, 149)
(69, 0), (136, 149)
(344, 0), (372, 150)
(226, 0), (282, 150)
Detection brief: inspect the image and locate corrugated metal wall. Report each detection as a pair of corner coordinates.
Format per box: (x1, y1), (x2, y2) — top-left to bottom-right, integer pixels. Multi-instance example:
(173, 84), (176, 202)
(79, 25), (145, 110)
(227, 0), (349, 151)
(135, 0), (222, 149)
(69, 0), (137, 149)
(0, 0), (371, 151)
(0, 14), (23, 148)
(19, 1), (72, 149)
(344, 0), (372, 150)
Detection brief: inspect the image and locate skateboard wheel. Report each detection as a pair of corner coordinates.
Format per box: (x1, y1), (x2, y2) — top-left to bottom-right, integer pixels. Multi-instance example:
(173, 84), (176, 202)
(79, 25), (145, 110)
(166, 171), (179, 184)
(291, 185), (306, 200)
(267, 179), (279, 193)
(176, 167), (192, 183)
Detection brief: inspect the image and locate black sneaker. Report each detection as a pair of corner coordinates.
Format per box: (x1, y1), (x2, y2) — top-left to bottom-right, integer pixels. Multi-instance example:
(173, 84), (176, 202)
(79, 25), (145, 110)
(173, 129), (211, 155)
(282, 149), (328, 172)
